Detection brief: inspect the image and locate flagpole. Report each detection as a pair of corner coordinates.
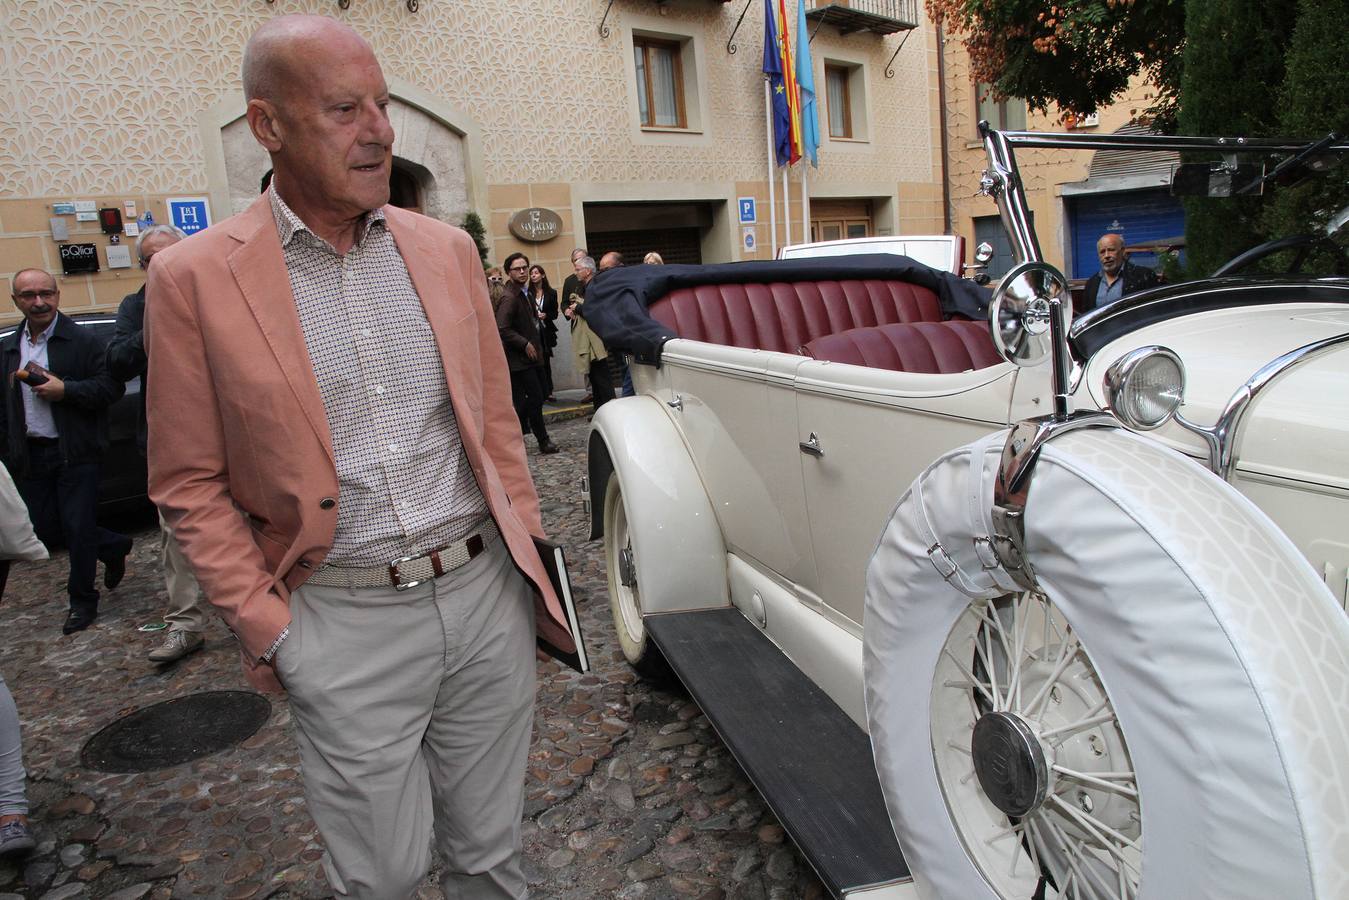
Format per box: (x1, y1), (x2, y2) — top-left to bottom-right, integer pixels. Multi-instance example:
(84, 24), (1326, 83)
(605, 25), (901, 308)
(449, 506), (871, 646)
(782, 165), (791, 249)
(764, 79), (778, 258)
(801, 164), (810, 244)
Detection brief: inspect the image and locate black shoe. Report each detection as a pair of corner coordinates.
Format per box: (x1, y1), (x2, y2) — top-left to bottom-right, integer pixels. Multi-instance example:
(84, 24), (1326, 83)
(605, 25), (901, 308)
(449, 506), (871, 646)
(539, 441), (561, 455)
(104, 545), (130, 589)
(63, 609), (97, 635)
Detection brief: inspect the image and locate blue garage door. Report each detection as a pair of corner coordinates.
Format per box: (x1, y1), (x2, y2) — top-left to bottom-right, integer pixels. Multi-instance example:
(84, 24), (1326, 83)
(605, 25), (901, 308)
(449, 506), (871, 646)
(1069, 190), (1185, 279)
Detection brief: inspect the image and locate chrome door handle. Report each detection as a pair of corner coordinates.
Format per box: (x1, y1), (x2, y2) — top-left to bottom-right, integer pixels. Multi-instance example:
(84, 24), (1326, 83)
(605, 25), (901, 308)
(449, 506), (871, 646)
(799, 432), (823, 457)
(667, 394), (683, 411)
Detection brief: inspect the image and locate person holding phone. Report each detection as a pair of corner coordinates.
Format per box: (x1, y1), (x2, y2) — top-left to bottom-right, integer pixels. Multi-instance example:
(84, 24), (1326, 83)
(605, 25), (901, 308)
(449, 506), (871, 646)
(1, 269), (131, 635)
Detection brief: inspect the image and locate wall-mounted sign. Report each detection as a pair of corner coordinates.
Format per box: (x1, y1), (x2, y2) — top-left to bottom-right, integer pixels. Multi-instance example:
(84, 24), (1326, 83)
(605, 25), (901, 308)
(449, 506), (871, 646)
(99, 208), (123, 235)
(742, 227), (757, 253)
(52, 202), (76, 216)
(168, 197), (212, 235)
(59, 243), (100, 275)
(49, 218), (69, 241)
(738, 197), (757, 224)
(75, 211), (97, 222)
(73, 200), (96, 213)
(507, 207), (563, 243)
(106, 244), (132, 269)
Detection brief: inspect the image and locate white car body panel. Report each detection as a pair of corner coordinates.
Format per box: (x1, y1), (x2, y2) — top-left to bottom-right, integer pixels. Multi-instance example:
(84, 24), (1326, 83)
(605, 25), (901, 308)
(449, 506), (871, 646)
(779, 235), (965, 275)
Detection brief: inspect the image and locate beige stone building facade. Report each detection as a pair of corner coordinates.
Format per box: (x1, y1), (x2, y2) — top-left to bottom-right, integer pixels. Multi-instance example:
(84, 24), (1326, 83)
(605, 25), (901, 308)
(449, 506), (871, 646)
(1, 0), (951, 334)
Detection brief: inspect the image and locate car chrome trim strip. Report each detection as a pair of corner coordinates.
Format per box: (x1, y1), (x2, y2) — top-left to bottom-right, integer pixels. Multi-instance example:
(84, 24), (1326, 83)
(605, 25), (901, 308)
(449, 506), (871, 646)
(1174, 331), (1349, 479)
(995, 129), (1349, 154)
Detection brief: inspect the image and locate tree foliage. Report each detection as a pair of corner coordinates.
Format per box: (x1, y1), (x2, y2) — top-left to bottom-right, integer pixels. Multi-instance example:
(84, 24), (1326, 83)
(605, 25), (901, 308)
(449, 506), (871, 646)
(461, 211), (490, 269)
(928, 0), (1186, 126)
(1260, 0), (1349, 266)
(1176, 0), (1300, 275)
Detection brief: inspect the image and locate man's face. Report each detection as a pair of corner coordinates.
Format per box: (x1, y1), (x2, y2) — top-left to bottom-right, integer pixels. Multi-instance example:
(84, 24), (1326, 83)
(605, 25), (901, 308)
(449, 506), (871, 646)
(266, 33), (395, 225)
(11, 271), (60, 332)
(1097, 237), (1126, 277)
(139, 231), (182, 270)
(507, 257), (530, 285)
(574, 261), (593, 284)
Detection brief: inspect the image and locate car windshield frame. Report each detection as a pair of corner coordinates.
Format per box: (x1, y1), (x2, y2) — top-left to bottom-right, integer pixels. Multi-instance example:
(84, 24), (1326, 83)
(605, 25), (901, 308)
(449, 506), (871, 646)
(976, 124), (1349, 271)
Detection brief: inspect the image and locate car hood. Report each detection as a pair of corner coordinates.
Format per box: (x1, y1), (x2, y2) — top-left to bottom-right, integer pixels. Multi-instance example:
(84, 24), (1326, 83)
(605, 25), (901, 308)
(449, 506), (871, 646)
(1084, 302), (1349, 490)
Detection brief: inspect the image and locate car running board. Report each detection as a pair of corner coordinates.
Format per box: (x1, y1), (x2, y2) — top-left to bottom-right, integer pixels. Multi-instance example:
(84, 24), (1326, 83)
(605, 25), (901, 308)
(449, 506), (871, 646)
(645, 608), (912, 898)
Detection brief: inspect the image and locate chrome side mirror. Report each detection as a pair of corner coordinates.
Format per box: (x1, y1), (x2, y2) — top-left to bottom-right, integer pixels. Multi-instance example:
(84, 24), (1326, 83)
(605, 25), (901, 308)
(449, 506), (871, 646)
(988, 261), (1072, 368)
(974, 241), (994, 265)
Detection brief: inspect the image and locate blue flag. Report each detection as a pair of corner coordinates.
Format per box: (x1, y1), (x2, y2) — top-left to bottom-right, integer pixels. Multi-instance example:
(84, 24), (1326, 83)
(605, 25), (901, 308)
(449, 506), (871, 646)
(763, 0), (792, 168)
(796, 0), (820, 167)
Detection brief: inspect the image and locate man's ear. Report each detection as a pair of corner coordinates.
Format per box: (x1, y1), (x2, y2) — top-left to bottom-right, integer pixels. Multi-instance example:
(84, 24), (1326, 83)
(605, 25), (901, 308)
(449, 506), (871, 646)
(246, 99), (284, 153)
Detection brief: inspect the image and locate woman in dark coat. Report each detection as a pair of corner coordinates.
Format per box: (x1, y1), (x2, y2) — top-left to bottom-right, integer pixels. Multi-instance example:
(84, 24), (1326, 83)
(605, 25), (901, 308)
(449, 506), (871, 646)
(528, 264), (559, 400)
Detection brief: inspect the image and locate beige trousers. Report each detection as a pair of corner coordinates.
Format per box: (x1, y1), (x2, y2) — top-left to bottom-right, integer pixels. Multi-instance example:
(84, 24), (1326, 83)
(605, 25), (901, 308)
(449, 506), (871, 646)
(276, 538), (536, 900)
(158, 512), (206, 632)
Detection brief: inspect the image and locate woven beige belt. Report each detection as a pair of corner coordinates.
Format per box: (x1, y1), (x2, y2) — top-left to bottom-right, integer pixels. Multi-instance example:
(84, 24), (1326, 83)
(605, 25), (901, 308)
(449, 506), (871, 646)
(306, 518), (499, 591)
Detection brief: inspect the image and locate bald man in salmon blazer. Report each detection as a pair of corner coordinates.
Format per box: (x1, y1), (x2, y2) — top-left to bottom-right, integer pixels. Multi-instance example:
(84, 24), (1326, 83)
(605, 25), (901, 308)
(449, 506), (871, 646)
(145, 15), (573, 900)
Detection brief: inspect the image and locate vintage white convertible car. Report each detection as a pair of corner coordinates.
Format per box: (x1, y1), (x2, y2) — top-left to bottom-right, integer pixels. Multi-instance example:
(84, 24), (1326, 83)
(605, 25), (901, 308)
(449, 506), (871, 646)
(580, 129), (1349, 899)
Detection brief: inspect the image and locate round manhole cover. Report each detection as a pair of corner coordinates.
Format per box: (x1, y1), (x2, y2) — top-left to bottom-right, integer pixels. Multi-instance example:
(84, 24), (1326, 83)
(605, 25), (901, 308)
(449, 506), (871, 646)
(81, 691), (272, 773)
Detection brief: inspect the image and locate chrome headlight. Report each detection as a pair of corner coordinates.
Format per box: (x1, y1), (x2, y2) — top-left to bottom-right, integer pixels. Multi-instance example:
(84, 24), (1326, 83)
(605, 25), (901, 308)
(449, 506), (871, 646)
(1103, 346), (1186, 430)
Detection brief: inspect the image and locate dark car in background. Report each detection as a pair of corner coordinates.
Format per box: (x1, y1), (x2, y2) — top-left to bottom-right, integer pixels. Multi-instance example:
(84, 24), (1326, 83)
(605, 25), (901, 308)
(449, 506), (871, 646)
(0, 313), (149, 514)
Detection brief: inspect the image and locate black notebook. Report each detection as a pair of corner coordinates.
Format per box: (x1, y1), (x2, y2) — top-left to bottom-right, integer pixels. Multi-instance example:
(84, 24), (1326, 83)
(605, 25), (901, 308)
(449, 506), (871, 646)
(533, 537), (589, 673)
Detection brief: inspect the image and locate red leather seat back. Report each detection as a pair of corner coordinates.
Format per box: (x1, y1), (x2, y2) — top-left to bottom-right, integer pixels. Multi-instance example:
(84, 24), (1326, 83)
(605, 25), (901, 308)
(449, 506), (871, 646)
(649, 279), (944, 353)
(802, 320), (1002, 374)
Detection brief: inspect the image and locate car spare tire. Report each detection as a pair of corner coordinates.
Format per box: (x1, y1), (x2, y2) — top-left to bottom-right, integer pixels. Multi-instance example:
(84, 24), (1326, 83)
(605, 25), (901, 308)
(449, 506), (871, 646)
(863, 428), (1349, 900)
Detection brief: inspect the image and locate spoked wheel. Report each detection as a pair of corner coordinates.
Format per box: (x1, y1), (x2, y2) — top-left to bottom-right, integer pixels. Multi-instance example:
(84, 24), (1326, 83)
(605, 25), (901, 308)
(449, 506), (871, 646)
(603, 473), (670, 678)
(933, 592), (1139, 899)
(865, 429), (1349, 900)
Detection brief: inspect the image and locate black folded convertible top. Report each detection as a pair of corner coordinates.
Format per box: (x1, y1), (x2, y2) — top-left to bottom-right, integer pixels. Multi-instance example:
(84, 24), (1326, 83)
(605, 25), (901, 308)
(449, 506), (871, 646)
(579, 253), (992, 363)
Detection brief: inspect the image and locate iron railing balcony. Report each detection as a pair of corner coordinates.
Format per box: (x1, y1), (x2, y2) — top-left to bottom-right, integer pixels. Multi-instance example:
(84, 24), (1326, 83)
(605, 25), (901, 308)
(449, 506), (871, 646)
(805, 0), (919, 35)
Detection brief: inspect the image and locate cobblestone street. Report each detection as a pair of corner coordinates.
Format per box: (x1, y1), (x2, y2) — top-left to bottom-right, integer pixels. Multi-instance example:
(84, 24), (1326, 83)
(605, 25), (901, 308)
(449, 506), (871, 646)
(0, 414), (825, 900)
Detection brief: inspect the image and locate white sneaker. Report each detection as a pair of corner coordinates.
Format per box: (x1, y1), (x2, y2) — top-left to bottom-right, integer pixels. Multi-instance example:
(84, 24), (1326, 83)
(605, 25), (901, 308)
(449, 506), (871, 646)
(148, 629), (205, 663)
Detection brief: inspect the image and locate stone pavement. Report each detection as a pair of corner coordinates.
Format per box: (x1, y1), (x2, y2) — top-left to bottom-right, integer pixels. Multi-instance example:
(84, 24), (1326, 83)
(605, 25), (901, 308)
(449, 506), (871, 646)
(0, 415), (826, 899)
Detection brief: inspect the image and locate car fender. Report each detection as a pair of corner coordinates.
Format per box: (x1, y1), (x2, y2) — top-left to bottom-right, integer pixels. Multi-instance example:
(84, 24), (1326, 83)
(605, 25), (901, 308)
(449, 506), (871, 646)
(587, 396), (729, 614)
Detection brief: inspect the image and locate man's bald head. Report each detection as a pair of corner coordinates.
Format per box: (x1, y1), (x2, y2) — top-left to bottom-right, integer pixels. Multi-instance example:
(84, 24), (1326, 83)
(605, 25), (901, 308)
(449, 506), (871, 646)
(1097, 232), (1127, 278)
(242, 15), (371, 104)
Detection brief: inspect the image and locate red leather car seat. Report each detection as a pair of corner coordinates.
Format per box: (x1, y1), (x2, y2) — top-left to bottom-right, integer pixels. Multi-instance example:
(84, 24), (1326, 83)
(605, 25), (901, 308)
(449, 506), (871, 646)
(802, 320), (1001, 374)
(648, 280), (944, 354)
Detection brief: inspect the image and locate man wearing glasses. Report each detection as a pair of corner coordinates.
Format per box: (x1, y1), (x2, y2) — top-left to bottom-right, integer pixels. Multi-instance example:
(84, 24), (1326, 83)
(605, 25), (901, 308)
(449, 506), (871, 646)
(496, 252), (557, 454)
(2, 269), (131, 634)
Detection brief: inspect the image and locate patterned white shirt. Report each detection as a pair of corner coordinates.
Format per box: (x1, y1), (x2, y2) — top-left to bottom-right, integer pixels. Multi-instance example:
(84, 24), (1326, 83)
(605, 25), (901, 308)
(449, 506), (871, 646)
(270, 189), (489, 566)
(18, 317), (58, 439)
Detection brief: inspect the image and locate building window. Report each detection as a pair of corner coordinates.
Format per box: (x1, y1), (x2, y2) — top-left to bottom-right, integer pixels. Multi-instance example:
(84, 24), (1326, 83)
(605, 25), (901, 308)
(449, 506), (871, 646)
(825, 64), (852, 139)
(976, 82), (1027, 132)
(823, 60), (867, 142)
(634, 37), (687, 129)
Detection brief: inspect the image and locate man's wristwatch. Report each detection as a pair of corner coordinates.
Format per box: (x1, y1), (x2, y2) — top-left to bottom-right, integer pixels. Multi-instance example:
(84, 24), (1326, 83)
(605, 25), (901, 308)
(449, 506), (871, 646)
(261, 626), (289, 663)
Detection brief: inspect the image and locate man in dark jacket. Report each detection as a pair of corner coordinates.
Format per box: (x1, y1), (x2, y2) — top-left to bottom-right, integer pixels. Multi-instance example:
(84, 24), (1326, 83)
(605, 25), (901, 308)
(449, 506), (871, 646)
(107, 224), (205, 663)
(496, 252), (558, 454)
(1081, 233), (1161, 314)
(3, 269), (130, 634)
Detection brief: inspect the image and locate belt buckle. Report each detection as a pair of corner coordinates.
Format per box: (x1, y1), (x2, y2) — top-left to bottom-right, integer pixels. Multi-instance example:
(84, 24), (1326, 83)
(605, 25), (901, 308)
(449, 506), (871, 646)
(388, 554), (429, 592)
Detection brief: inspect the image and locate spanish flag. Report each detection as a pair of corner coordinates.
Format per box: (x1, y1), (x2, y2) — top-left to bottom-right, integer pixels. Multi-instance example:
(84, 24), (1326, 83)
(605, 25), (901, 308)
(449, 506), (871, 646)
(776, 0), (804, 166)
(763, 0), (803, 167)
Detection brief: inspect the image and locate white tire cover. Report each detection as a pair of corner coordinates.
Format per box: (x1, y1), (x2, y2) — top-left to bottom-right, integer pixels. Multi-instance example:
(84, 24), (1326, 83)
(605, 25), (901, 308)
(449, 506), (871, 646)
(863, 427), (1349, 899)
